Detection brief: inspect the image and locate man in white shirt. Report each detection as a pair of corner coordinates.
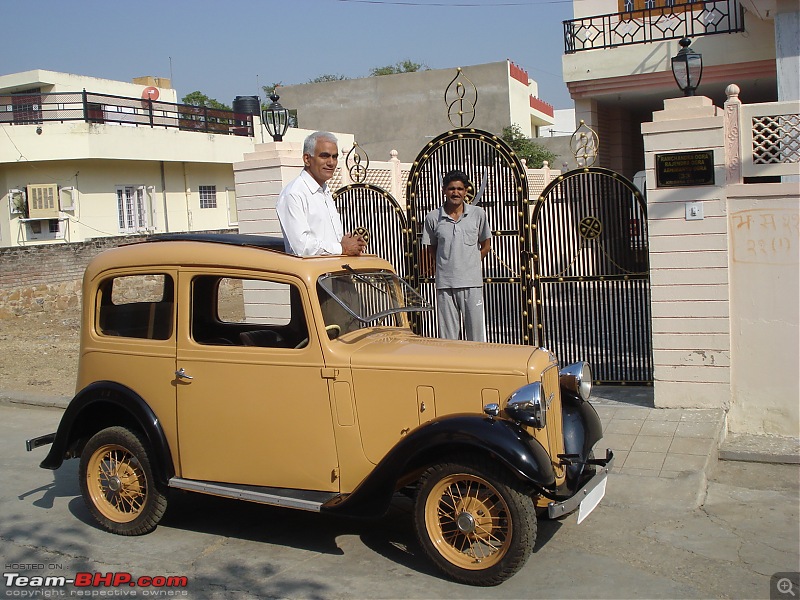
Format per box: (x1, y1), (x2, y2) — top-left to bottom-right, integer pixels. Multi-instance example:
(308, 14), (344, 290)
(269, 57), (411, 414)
(276, 131), (366, 257)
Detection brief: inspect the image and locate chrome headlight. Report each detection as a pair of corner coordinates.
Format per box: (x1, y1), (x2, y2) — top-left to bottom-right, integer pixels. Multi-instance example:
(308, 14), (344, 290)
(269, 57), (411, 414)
(559, 362), (592, 402)
(505, 382), (547, 429)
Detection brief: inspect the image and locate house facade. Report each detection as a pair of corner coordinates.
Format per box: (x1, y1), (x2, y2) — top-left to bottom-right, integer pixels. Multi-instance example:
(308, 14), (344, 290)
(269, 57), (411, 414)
(0, 70), (262, 248)
(561, 0), (797, 178)
(276, 61), (556, 161)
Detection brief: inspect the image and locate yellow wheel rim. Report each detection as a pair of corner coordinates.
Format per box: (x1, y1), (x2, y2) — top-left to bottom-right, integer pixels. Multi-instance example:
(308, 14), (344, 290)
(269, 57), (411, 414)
(424, 473), (511, 570)
(86, 443), (147, 523)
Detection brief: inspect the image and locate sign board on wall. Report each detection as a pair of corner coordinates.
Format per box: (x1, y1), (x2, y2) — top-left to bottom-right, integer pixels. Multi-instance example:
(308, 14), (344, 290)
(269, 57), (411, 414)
(655, 150), (715, 187)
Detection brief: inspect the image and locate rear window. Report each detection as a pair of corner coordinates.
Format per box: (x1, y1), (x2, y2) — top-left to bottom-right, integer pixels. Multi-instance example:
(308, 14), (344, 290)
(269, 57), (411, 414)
(97, 274), (174, 340)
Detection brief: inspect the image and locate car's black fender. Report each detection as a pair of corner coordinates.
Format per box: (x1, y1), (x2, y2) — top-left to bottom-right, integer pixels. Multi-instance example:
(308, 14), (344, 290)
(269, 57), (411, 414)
(561, 391), (604, 493)
(321, 414), (556, 519)
(40, 381), (175, 486)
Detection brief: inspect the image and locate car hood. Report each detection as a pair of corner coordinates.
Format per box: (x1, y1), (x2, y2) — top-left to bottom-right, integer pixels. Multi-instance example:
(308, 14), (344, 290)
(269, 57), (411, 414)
(348, 329), (538, 376)
(344, 329), (555, 466)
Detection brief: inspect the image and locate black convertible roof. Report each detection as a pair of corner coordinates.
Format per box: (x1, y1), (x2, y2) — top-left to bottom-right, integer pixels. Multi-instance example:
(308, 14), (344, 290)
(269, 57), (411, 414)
(148, 233), (286, 251)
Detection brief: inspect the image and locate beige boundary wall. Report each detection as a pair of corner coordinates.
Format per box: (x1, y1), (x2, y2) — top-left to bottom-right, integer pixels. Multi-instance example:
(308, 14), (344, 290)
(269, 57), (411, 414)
(642, 92), (799, 437)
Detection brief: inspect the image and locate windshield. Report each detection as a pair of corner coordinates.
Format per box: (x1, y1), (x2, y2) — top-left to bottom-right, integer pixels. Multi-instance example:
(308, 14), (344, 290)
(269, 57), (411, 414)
(317, 269), (431, 328)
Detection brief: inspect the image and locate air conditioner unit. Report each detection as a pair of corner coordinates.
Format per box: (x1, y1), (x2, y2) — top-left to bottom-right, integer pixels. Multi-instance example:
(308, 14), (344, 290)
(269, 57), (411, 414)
(27, 184), (59, 218)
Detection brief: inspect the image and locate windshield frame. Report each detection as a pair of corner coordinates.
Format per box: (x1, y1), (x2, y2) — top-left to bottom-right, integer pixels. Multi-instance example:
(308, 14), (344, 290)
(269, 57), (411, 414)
(317, 269), (431, 325)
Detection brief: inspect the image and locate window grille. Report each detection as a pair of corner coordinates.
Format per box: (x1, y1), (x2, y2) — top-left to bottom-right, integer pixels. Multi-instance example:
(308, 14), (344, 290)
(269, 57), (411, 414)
(199, 185), (217, 209)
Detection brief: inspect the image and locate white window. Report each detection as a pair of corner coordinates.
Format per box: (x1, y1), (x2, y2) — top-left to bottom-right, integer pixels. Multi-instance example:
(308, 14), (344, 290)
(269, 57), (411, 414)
(116, 186), (148, 233)
(226, 188), (238, 225)
(199, 185), (217, 209)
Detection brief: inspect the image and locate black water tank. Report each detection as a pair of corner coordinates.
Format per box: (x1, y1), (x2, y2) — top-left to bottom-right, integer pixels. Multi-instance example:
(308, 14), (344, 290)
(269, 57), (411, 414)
(232, 95), (260, 116)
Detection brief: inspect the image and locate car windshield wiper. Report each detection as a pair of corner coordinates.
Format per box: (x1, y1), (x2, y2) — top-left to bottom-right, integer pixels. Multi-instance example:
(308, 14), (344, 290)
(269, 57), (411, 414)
(342, 264), (389, 296)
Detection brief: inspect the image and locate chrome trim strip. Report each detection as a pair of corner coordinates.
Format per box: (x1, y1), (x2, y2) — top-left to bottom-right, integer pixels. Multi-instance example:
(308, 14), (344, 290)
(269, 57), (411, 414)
(168, 478), (325, 512)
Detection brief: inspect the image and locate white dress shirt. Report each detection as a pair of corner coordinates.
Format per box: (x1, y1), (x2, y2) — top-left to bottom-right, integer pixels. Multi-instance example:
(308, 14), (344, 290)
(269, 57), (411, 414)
(276, 170), (344, 256)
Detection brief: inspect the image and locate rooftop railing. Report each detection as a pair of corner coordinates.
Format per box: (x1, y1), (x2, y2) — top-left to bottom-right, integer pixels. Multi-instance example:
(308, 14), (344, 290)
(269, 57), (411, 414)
(564, 0), (744, 53)
(0, 90), (254, 137)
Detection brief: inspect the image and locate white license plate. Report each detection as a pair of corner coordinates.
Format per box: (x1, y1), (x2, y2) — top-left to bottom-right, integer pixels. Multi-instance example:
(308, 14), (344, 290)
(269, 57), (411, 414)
(576, 475), (607, 524)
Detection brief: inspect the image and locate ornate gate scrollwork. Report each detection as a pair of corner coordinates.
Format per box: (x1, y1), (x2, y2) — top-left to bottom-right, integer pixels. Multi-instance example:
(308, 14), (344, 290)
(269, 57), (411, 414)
(333, 142), (408, 278)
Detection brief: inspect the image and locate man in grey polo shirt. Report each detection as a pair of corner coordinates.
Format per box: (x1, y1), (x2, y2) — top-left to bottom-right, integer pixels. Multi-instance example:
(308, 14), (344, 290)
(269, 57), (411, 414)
(422, 170), (492, 342)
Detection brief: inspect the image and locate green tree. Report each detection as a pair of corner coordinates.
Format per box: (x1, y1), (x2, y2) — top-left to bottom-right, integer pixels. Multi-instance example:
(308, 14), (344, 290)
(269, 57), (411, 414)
(181, 91), (230, 111)
(369, 60), (427, 77)
(261, 82), (282, 98)
(501, 124), (558, 169)
(308, 74), (349, 83)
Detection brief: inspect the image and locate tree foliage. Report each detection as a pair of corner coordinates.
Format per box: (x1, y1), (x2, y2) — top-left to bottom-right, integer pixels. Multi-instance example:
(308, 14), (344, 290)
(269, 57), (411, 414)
(308, 74), (349, 83)
(181, 91), (230, 111)
(369, 60), (428, 77)
(501, 124), (558, 169)
(261, 83), (282, 98)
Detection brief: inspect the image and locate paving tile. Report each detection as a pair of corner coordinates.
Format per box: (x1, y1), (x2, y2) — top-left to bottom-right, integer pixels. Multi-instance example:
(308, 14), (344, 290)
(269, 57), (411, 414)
(669, 437), (715, 456)
(604, 419), (645, 435)
(644, 408), (683, 422)
(623, 450), (666, 470)
(680, 409), (724, 423)
(662, 452), (708, 472)
(631, 434), (673, 453)
(620, 467), (661, 478)
(609, 449), (629, 467)
(675, 421), (722, 438)
(658, 470), (685, 478)
(639, 420), (680, 437)
(614, 407), (652, 420)
(599, 433), (637, 452)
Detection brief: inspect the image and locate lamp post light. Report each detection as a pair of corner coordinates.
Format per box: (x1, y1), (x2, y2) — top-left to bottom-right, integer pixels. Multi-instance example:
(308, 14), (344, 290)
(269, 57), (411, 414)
(671, 37), (703, 97)
(262, 93), (290, 142)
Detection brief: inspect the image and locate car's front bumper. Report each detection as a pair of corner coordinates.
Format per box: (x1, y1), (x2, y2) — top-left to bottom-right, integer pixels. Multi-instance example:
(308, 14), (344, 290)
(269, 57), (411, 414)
(546, 448), (614, 520)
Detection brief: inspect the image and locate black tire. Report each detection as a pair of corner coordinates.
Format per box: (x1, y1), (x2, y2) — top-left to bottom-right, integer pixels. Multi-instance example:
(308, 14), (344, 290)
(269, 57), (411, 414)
(79, 426), (168, 536)
(413, 455), (537, 586)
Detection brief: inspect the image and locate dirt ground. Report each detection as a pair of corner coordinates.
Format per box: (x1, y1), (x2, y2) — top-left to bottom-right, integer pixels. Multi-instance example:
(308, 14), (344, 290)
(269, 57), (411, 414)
(0, 310), (80, 398)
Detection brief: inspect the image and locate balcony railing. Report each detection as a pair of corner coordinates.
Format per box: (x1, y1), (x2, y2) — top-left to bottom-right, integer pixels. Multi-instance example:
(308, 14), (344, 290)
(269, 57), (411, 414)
(564, 0), (744, 53)
(0, 90), (254, 137)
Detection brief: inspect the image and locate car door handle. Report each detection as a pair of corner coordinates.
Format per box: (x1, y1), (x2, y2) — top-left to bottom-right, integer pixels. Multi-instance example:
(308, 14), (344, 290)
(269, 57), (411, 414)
(175, 368), (193, 380)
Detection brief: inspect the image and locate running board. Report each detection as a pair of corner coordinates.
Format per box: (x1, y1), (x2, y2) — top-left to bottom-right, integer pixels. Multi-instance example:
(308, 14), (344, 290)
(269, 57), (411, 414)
(168, 478), (339, 512)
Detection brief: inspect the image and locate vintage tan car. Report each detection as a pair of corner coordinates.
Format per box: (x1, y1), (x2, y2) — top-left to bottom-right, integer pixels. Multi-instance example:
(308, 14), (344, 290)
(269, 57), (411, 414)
(27, 233), (613, 586)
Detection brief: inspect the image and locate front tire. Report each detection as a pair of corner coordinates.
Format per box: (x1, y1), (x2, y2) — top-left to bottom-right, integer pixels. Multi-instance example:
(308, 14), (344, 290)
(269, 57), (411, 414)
(414, 455), (537, 586)
(79, 426), (168, 536)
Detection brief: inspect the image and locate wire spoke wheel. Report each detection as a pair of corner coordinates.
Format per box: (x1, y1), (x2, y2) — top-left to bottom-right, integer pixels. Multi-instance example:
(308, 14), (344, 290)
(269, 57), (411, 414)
(87, 443), (147, 522)
(79, 426), (167, 536)
(414, 456), (537, 586)
(428, 474), (510, 567)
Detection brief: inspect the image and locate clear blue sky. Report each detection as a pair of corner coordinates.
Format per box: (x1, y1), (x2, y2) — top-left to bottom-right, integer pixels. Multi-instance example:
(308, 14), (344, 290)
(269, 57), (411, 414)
(1, 0), (575, 109)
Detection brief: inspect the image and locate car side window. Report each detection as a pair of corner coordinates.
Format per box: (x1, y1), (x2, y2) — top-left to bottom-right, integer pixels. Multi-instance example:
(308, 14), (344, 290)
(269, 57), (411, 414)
(191, 276), (309, 348)
(97, 274), (174, 340)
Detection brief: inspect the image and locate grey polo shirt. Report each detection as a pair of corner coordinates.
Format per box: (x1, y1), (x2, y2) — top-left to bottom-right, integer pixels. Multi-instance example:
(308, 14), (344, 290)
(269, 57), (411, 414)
(422, 203), (491, 289)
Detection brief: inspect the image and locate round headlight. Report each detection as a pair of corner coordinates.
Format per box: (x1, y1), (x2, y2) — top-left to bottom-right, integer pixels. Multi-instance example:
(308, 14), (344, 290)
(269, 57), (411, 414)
(505, 382), (546, 429)
(559, 361), (593, 402)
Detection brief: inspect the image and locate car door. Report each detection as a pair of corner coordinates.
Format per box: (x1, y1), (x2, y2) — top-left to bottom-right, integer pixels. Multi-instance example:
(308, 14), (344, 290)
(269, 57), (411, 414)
(175, 270), (339, 492)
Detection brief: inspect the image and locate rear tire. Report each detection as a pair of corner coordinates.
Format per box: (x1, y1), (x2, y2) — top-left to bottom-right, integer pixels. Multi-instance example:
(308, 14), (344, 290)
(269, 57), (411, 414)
(413, 455), (537, 586)
(79, 426), (167, 535)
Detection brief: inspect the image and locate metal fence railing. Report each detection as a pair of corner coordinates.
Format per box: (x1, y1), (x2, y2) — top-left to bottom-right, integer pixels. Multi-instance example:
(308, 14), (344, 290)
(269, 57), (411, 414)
(563, 0), (744, 53)
(0, 90), (254, 137)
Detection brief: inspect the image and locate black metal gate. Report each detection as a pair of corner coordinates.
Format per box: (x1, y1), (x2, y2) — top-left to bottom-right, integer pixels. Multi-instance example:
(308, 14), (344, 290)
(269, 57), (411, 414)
(334, 183), (408, 279)
(532, 167), (653, 383)
(405, 128), (531, 344)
